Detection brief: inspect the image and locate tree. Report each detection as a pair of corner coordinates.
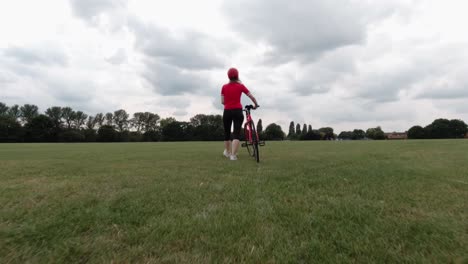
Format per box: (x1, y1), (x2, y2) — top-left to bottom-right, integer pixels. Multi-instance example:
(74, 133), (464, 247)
(423, 124), (434, 139)
(366, 126), (385, 140)
(338, 131), (353, 140)
(24, 115), (54, 142)
(257, 119), (263, 135)
(0, 102), (8, 116)
(86, 116), (97, 130)
(61, 107), (75, 129)
(162, 121), (193, 141)
(45, 106), (63, 130)
(296, 123), (301, 136)
(84, 128), (97, 142)
(428, 119), (451, 139)
(189, 114), (223, 141)
(308, 125), (312, 134)
(113, 109), (129, 132)
(319, 127), (334, 140)
(352, 129), (366, 140)
(160, 117), (176, 130)
(142, 112), (160, 132)
(131, 112), (145, 132)
(407, 125), (425, 139)
(84, 116), (97, 142)
(94, 113), (105, 128)
(105, 112), (114, 127)
(73, 111), (88, 129)
(143, 130), (161, 142)
(60, 130), (85, 142)
(288, 121), (295, 139)
(0, 115), (23, 142)
(8, 104), (21, 120)
(20, 104), (39, 124)
(97, 125), (117, 142)
(301, 129), (321, 140)
(449, 119), (467, 138)
(302, 124), (307, 136)
(264, 123), (285, 140)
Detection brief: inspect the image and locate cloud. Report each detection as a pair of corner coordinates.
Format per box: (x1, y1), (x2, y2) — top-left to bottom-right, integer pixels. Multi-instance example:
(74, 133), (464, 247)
(69, 0), (126, 20)
(127, 17), (225, 97)
(292, 46), (358, 95)
(105, 48), (127, 65)
(129, 18), (224, 70)
(0, 71), (16, 84)
(223, 0), (404, 65)
(141, 61), (210, 96)
(3, 46), (68, 67)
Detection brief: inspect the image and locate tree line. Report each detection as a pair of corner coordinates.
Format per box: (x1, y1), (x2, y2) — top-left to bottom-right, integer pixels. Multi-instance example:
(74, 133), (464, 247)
(407, 119), (468, 139)
(285, 119), (467, 141)
(1, 102), (466, 143)
(285, 122), (386, 140)
(0, 102), (285, 142)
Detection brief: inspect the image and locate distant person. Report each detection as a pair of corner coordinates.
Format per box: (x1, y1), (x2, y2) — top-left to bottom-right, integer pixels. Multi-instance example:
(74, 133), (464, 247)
(221, 68), (259, 160)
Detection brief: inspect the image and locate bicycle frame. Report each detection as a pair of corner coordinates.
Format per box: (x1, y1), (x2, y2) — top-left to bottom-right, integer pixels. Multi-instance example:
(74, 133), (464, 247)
(244, 109), (258, 144)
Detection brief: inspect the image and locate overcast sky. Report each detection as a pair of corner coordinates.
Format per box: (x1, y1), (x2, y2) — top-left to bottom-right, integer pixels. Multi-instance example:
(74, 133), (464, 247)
(1, 0), (468, 132)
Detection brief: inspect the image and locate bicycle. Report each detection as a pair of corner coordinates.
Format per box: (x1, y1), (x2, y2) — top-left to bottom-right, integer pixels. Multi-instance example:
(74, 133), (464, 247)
(241, 105), (265, 163)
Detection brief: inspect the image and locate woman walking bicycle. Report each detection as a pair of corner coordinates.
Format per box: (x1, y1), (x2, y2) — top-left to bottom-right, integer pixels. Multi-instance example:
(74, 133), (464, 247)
(221, 68), (259, 160)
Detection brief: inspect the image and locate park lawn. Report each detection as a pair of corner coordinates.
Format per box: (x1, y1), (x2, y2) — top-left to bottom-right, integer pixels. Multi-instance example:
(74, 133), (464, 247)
(0, 140), (467, 263)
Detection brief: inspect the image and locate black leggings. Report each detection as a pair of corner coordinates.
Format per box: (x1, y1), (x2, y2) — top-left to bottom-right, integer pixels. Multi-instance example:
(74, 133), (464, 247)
(223, 109), (244, 140)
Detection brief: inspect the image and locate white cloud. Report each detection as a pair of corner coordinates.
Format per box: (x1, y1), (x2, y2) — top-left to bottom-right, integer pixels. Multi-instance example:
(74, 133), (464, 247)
(1, 0), (468, 134)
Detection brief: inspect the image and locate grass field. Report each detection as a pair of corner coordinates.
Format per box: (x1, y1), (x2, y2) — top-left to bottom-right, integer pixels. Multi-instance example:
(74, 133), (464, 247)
(0, 140), (467, 263)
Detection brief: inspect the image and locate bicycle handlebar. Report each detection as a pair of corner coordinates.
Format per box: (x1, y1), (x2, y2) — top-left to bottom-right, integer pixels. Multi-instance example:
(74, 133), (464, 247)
(244, 105), (259, 110)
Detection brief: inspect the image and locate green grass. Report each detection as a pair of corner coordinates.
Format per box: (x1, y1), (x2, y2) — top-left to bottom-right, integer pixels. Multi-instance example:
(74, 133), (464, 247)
(0, 140), (467, 263)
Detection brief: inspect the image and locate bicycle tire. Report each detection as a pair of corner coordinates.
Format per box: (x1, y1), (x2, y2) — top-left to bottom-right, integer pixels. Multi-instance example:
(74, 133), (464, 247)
(250, 122), (260, 162)
(253, 142), (259, 162)
(244, 125), (253, 156)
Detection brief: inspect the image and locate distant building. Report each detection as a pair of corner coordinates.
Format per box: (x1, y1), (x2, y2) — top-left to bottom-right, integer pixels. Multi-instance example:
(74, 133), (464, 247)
(385, 132), (408, 140)
(465, 132), (468, 139)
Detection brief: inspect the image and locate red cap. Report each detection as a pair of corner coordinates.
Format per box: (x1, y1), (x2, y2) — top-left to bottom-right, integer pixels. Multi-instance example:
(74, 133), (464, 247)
(227, 68), (239, 79)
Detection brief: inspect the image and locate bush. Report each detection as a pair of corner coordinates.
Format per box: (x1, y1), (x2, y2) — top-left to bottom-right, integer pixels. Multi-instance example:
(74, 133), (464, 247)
(83, 129), (97, 142)
(143, 131), (160, 142)
(24, 115), (55, 142)
(60, 130), (85, 142)
(0, 116), (23, 142)
(97, 125), (117, 142)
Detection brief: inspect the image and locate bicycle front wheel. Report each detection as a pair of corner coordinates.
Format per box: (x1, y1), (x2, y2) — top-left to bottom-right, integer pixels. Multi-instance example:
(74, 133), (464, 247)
(250, 122), (260, 163)
(253, 142), (259, 163)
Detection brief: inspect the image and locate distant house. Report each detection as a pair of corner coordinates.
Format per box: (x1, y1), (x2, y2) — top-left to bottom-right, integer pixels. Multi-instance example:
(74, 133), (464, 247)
(385, 132), (408, 140)
(465, 132), (468, 139)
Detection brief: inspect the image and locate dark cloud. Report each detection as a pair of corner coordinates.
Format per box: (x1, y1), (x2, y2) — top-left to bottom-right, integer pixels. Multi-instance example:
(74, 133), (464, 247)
(141, 61), (208, 96)
(69, 0), (126, 20)
(416, 87), (468, 100)
(223, 0), (400, 65)
(129, 18), (224, 70)
(47, 80), (94, 103)
(173, 110), (188, 117)
(3, 46), (68, 67)
(355, 70), (419, 102)
(284, 46), (357, 95)
(128, 17), (224, 96)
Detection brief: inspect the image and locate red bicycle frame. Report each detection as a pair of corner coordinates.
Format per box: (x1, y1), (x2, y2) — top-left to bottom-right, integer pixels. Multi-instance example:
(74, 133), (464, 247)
(244, 110), (258, 144)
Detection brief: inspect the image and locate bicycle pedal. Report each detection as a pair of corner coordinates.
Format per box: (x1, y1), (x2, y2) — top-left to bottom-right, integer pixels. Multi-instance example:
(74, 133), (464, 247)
(259, 141), (266, 146)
